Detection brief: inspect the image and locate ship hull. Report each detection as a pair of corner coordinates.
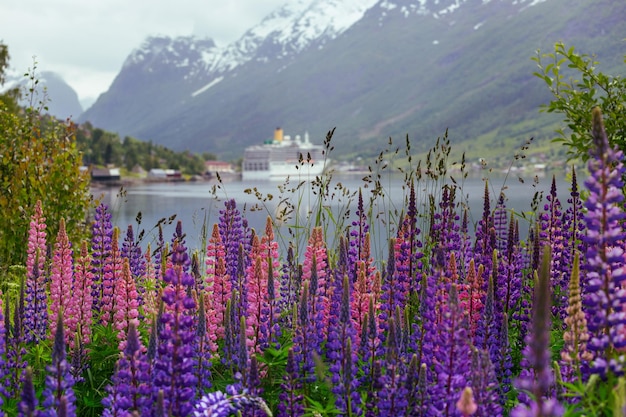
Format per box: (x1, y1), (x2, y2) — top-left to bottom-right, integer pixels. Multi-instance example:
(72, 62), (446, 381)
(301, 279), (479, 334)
(241, 160), (326, 181)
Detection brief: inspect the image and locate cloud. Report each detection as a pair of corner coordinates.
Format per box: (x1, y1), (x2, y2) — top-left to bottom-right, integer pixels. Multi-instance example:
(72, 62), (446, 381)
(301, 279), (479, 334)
(0, 0), (285, 102)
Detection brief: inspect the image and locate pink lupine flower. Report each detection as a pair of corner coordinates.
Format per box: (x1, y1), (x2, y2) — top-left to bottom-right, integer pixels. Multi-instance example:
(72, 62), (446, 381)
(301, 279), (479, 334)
(67, 241), (94, 349)
(24, 199), (48, 343)
(101, 227), (123, 325)
(49, 218), (75, 344)
(302, 227), (329, 328)
(246, 254), (267, 354)
(206, 224), (231, 350)
(114, 258), (140, 350)
(458, 258), (484, 338)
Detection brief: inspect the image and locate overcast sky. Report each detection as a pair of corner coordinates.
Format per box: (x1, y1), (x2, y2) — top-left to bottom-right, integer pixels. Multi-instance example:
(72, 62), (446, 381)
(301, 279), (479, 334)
(0, 0), (285, 107)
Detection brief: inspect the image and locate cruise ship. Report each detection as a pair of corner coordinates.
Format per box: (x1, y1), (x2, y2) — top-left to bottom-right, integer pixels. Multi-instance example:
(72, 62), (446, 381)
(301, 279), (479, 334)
(241, 128), (328, 180)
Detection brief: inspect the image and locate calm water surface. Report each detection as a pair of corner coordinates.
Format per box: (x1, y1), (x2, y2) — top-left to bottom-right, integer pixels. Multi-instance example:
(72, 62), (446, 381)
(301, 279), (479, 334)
(94, 172), (567, 254)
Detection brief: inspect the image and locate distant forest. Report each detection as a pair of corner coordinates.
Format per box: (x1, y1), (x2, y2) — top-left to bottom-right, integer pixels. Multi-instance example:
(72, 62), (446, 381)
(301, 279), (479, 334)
(75, 122), (216, 176)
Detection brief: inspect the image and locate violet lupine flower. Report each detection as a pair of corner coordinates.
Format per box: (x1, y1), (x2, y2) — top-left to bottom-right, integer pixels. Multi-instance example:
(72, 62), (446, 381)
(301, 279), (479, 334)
(469, 348), (503, 417)
(277, 348), (305, 417)
(100, 227), (124, 326)
(430, 185), (461, 266)
(562, 167), (586, 266)
(348, 189), (370, 278)
(67, 241), (93, 349)
(18, 367), (38, 417)
(475, 254), (504, 374)
(513, 247), (563, 417)
(218, 199), (247, 291)
(582, 107), (626, 378)
(430, 284), (471, 417)
(91, 203), (113, 310)
(327, 275), (361, 416)
(102, 322), (151, 416)
(539, 176), (569, 320)
(279, 244), (301, 327)
(195, 292), (212, 393)
(378, 237), (407, 347)
(494, 192), (509, 254)
(113, 258), (140, 350)
(222, 293), (242, 371)
(24, 199), (48, 344)
(374, 317), (408, 417)
(193, 385), (270, 417)
(41, 314), (76, 417)
(409, 270), (436, 375)
(292, 281), (319, 382)
(5, 280), (28, 399)
(49, 218), (75, 346)
(474, 181), (495, 277)
(121, 224), (147, 304)
(153, 223), (198, 416)
(258, 216), (281, 349)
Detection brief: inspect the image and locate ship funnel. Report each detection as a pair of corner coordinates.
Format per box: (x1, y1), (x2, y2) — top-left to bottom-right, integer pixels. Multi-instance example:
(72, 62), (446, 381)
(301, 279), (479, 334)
(274, 127), (284, 143)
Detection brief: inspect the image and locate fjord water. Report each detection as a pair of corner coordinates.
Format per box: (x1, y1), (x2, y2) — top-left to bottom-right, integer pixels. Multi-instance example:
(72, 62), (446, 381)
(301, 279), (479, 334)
(95, 173), (563, 254)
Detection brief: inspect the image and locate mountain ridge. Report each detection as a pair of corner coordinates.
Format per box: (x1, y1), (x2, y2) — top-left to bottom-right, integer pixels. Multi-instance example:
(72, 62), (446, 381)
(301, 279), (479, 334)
(79, 0), (626, 161)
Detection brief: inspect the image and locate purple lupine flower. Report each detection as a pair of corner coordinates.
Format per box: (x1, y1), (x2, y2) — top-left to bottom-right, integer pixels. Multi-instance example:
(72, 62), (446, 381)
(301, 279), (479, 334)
(122, 224), (147, 305)
(539, 176), (570, 321)
(6, 282), (28, 399)
(410, 271), (436, 375)
(359, 296), (380, 390)
(348, 188), (370, 279)
(374, 317), (408, 416)
(91, 203), (113, 311)
(24, 200), (48, 344)
(292, 281), (318, 382)
(494, 192), (509, 254)
(195, 292), (212, 393)
(277, 348), (305, 417)
(279, 244), (301, 328)
(218, 199), (247, 291)
(152, 221), (198, 416)
(474, 181), (495, 278)
(430, 284), (471, 416)
(41, 314), (76, 417)
(469, 348), (503, 417)
(327, 275), (361, 416)
(562, 167), (586, 266)
(581, 107), (626, 378)
(193, 386), (270, 417)
(102, 322), (151, 416)
(513, 247), (563, 417)
(18, 367), (38, 417)
(364, 360), (383, 417)
(378, 237), (406, 347)
(475, 255), (504, 378)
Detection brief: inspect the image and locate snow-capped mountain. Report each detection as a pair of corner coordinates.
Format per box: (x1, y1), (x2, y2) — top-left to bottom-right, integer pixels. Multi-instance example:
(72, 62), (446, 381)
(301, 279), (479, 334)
(80, 0), (625, 159)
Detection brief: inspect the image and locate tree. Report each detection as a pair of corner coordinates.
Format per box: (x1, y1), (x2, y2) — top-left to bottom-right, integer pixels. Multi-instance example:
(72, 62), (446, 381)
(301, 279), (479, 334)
(0, 48), (91, 267)
(533, 42), (626, 161)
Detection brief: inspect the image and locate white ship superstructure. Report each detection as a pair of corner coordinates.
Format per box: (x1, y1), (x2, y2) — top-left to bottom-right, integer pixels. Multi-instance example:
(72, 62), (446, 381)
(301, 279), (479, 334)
(242, 128), (327, 180)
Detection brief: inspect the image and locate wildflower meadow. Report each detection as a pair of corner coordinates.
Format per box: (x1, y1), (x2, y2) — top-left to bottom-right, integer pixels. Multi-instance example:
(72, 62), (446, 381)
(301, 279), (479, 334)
(1, 107), (625, 417)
